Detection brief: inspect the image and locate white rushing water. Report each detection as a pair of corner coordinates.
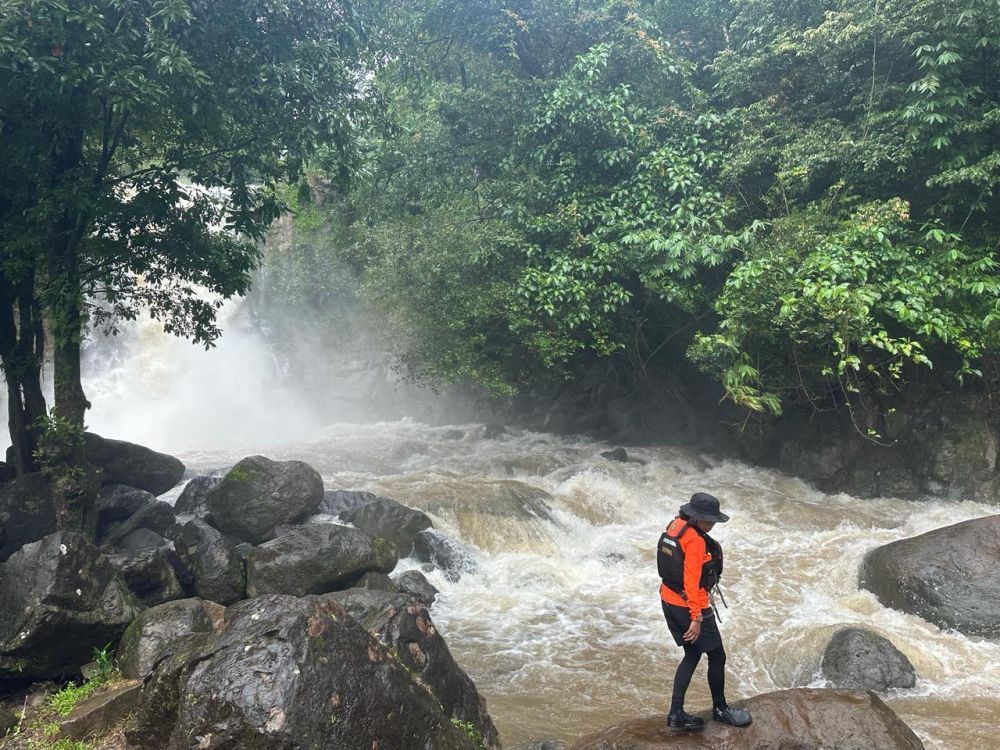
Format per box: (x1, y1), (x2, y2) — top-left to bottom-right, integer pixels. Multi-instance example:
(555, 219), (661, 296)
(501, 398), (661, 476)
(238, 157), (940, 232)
(63, 310), (1000, 750)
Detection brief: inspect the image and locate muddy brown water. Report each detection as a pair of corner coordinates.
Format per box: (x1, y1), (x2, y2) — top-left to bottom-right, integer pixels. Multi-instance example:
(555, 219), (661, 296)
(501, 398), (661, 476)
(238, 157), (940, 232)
(171, 421), (999, 750)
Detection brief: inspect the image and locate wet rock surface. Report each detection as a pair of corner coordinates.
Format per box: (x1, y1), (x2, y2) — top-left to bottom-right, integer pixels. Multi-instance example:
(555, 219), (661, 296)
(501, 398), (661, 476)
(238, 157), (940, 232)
(172, 475), (221, 517)
(859, 514), (1000, 638)
(822, 627), (917, 690)
(127, 594), (491, 750)
(324, 589), (498, 748)
(85, 433), (185, 496)
(0, 531), (140, 687)
(117, 598), (222, 678)
(247, 523), (397, 597)
(167, 519), (245, 605)
(206, 455), (324, 544)
(0, 473), (55, 562)
(340, 496), (432, 556)
(319, 489), (377, 516)
(99, 500), (176, 548)
(394, 569), (439, 605)
(107, 547), (186, 607)
(570, 689), (925, 749)
(413, 529), (479, 582)
(96, 484), (153, 527)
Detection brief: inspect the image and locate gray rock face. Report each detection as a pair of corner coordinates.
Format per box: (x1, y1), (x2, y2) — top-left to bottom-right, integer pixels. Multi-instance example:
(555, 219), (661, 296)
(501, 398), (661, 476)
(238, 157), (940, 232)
(355, 571), (399, 593)
(413, 529), (479, 582)
(394, 570), (439, 606)
(206, 455), (324, 544)
(100, 500), (176, 548)
(167, 520), (245, 605)
(247, 523), (397, 597)
(324, 590), (498, 749)
(0, 473), (56, 562)
(126, 595), (490, 750)
(117, 529), (169, 552)
(107, 547), (186, 608)
(319, 489), (377, 516)
(85, 433), (185, 496)
(859, 515), (1000, 638)
(341, 497), (432, 556)
(0, 531), (140, 686)
(96, 484), (153, 527)
(822, 628), (917, 691)
(570, 688), (924, 750)
(117, 598), (222, 678)
(172, 475), (221, 517)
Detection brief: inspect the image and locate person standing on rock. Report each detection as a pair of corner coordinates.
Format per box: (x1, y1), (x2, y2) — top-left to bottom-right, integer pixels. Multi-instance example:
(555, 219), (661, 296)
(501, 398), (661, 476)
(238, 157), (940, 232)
(657, 492), (752, 730)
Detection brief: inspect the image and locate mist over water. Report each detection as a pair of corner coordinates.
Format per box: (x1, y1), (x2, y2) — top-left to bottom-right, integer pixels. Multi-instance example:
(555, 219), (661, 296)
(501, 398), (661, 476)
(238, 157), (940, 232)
(20, 297), (1000, 750)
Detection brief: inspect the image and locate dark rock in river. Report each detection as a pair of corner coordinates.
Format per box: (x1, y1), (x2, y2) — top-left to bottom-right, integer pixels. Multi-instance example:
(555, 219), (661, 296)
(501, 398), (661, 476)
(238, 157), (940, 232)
(107, 547), (186, 608)
(0, 531), (140, 687)
(600, 447), (629, 462)
(341, 496), (432, 556)
(822, 627), (916, 691)
(481, 423), (509, 440)
(167, 520), (245, 605)
(324, 589), (498, 748)
(117, 598), (224, 679)
(172, 475), (221, 517)
(96, 484), (153, 527)
(394, 569), (439, 606)
(126, 594), (490, 750)
(413, 529), (479, 582)
(859, 515), (1000, 638)
(570, 688), (924, 749)
(0, 473), (55, 562)
(85, 433), (185, 496)
(206, 455), (324, 544)
(319, 489), (377, 516)
(100, 500), (176, 548)
(247, 523), (397, 597)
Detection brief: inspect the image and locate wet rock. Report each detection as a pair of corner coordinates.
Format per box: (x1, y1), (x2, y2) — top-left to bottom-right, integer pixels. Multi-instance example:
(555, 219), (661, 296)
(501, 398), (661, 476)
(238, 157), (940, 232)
(394, 570), (439, 606)
(96, 484), (153, 526)
(0, 531), (140, 687)
(601, 447), (629, 462)
(441, 428), (466, 440)
(355, 571), (399, 593)
(0, 705), (16, 733)
(323, 590), (498, 748)
(859, 514), (1000, 638)
(85, 433), (185, 496)
(413, 529), (478, 582)
(247, 523), (397, 597)
(118, 528), (169, 551)
(108, 547), (186, 607)
(318, 489), (377, 516)
(511, 742), (569, 750)
(167, 520), (245, 605)
(100, 500), (176, 548)
(206, 455), (324, 544)
(822, 627), (916, 691)
(172, 475), (220, 517)
(0, 462), (13, 484)
(481, 423), (508, 440)
(57, 679), (142, 740)
(116, 598), (222, 678)
(0, 473), (55, 562)
(126, 595), (489, 750)
(341, 497), (432, 556)
(570, 688), (924, 749)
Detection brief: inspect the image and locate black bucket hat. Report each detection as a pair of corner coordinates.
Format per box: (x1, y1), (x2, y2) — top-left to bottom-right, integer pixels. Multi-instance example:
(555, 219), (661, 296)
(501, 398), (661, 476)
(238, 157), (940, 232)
(680, 492), (729, 523)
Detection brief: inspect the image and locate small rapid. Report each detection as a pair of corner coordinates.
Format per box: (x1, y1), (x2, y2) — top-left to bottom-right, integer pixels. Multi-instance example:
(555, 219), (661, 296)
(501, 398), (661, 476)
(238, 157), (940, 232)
(168, 422), (999, 750)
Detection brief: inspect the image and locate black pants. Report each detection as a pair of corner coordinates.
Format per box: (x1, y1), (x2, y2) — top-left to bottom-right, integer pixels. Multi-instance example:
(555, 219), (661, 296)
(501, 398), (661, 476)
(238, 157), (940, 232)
(662, 602), (727, 712)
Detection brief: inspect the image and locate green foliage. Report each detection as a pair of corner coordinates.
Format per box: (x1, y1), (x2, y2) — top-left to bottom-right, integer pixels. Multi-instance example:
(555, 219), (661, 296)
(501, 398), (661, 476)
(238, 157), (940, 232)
(450, 717), (486, 750)
(33, 412), (89, 499)
(46, 645), (120, 717)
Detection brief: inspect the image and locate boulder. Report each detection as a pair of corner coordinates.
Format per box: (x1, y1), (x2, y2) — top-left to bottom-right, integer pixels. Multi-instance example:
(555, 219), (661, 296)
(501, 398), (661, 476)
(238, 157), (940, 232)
(600, 447), (629, 462)
(413, 529), (479, 582)
(126, 595), (492, 750)
(0, 531), (140, 687)
(172, 475), (221, 517)
(324, 590), (498, 748)
(341, 497), (433, 556)
(394, 570), (439, 606)
(247, 523), (397, 597)
(57, 679), (142, 740)
(0, 705), (16, 734)
(206, 455), (324, 544)
(96, 484), (153, 527)
(319, 489), (377, 516)
(481, 423), (508, 440)
(100, 500), (176, 548)
(117, 598), (223, 678)
(822, 627), (916, 691)
(570, 689), (924, 750)
(859, 515), (1000, 638)
(0, 473), (56, 562)
(85, 433), (185, 496)
(118, 529), (170, 551)
(107, 547), (186, 608)
(167, 520), (245, 605)
(355, 571), (399, 593)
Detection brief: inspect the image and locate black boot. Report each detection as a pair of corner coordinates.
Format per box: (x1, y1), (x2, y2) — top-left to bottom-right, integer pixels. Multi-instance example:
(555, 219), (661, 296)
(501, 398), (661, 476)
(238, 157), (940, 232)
(713, 704), (752, 727)
(667, 709), (705, 730)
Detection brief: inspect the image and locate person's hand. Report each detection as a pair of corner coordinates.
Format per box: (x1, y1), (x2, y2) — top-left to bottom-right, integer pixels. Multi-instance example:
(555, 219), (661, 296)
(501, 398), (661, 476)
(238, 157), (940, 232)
(683, 619), (702, 643)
